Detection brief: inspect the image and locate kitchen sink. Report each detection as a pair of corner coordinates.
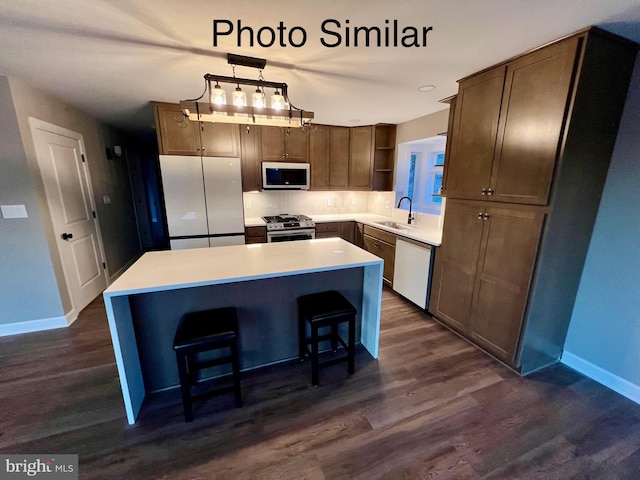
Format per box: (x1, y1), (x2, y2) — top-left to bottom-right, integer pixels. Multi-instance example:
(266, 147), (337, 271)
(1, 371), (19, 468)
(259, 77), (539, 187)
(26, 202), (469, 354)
(374, 221), (416, 230)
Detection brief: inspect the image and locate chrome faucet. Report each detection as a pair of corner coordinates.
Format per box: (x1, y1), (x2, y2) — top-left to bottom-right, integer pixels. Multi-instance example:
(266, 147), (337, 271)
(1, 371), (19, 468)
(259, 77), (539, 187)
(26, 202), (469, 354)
(397, 196), (415, 224)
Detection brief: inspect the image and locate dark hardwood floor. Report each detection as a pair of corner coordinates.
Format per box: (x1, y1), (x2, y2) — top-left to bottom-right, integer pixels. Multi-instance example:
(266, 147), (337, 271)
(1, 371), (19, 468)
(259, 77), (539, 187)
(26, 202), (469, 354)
(1, 288), (639, 479)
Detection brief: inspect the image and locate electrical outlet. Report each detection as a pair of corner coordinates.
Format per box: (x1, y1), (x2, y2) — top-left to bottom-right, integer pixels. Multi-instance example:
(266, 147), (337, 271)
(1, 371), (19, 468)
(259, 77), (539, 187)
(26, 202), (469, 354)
(385, 200), (390, 209)
(327, 197), (333, 207)
(245, 199), (252, 210)
(351, 198), (357, 206)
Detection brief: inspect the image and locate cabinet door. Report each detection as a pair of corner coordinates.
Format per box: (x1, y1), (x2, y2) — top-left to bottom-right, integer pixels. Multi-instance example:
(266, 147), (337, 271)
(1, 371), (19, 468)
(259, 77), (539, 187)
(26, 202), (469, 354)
(355, 222), (364, 248)
(309, 125), (330, 189)
(363, 235), (395, 285)
(445, 67), (505, 201)
(329, 126), (350, 189)
(468, 204), (544, 362)
(490, 38), (580, 206)
(261, 126), (285, 161)
(200, 122), (240, 157)
(339, 221), (355, 244)
(240, 126), (262, 191)
(429, 200), (485, 333)
(154, 103), (200, 156)
(349, 126), (374, 190)
(284, 127), (309, 162)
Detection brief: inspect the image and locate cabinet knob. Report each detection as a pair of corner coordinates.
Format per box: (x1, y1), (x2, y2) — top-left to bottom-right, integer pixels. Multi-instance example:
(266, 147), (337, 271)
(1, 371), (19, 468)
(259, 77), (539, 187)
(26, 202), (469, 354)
(481, 188), (487, 196)
(487, 188), (494, 196)
(483, 213), (490, 221)
(477, 212), (483, 220)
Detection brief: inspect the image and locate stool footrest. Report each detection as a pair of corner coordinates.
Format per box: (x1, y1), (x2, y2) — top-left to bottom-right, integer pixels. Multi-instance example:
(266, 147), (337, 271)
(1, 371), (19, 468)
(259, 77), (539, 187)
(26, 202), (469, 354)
(192, 355), (233, 371)
(302, 336), (349, 357)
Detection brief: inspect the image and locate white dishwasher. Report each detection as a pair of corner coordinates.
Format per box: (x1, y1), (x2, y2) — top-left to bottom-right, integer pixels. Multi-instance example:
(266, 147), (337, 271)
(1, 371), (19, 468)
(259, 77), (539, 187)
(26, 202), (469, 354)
(393, 238), (433, 309)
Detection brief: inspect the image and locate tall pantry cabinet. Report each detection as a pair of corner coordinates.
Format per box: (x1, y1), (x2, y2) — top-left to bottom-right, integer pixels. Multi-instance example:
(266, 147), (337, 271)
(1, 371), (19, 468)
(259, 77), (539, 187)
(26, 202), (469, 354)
(430, 27), (638, 373)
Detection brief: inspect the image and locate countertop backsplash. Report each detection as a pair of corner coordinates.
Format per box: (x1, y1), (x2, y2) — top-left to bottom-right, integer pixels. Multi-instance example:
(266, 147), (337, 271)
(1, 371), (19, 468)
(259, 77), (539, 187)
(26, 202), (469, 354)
(243, 190), (395, 218)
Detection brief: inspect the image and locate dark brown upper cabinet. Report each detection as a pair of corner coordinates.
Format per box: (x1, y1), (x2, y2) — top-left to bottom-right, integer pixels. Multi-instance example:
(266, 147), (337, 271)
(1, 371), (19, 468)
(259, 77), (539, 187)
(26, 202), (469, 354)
(309, 125), (349, 190)
(348, 126), (374, 190)
(445, 37), (581, 206)
(261, 126), (308, 162)
(154, 102), (239, 157)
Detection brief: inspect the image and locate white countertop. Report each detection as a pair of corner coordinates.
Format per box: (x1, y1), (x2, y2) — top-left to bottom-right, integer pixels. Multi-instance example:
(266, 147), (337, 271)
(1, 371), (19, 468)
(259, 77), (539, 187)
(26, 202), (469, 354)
(245, 213), (442, 246)
(104, 238), (382, 296)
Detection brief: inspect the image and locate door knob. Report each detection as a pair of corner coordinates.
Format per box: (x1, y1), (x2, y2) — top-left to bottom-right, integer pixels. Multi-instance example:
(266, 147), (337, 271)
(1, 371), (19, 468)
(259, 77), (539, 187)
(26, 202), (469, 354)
(61, 232), (73, 240)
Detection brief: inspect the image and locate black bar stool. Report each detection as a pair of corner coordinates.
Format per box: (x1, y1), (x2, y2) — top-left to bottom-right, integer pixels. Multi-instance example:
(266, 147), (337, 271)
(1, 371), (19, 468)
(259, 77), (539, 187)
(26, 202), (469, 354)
(298, 290), (357, 386)
(173, 307), (242, 422)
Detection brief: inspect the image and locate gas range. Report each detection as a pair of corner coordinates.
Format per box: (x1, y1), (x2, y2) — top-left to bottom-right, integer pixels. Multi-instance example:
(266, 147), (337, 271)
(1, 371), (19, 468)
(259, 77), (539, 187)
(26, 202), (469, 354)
(262, 214), (315, 231)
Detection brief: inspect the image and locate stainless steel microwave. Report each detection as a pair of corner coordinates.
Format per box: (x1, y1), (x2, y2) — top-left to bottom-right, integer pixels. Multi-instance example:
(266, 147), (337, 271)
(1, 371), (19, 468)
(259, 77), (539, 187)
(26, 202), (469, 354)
(261, 162), (310, 190)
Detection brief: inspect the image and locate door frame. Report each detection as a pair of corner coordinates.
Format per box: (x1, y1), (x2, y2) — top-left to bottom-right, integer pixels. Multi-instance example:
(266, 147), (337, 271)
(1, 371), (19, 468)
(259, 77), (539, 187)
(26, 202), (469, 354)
(28, 117), (108, 322)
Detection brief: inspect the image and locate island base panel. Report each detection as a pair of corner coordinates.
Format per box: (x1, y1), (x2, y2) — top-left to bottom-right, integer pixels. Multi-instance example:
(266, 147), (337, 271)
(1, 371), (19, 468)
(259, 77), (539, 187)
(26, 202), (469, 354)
(130, 268), (365, 393)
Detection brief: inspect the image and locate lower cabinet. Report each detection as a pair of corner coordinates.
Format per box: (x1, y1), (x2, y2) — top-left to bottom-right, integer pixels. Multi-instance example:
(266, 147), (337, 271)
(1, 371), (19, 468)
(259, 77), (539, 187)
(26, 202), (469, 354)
(245, 226), (267, 244)
(429, 199), (544, 364)
(315, 221), (356, 243)
(362, 225), (396, 286)
(315, 222), (340, 239)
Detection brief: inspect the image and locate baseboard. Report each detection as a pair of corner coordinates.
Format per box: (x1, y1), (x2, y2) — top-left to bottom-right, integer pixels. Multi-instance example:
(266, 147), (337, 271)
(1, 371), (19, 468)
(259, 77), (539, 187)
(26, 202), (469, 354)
(0, 315), (69, 337)
(562, 351), (640, 405)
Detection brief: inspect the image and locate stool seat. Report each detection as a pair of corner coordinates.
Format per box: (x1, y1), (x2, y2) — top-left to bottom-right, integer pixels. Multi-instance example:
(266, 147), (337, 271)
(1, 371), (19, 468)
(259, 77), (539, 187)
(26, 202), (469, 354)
(298, 291), (357, 386)
(173, 307), (238, 350)
(299, 291), (357, 323)
(173, 307), (242, 422)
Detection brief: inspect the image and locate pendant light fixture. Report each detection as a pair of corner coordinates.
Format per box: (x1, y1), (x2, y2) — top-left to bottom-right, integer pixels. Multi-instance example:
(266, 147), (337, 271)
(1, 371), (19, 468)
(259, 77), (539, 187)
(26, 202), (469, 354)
(180, 54), (314, 128)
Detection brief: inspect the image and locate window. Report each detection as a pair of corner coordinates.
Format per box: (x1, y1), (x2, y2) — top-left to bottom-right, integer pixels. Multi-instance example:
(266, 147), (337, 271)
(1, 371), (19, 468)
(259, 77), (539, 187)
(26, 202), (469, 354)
(395, 136), (446, 215)
(425, 151), (444, 207)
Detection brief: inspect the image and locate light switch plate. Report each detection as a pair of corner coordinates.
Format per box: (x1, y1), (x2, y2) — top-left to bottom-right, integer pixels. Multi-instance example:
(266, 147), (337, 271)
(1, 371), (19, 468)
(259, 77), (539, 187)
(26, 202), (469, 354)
(1, 204), (28, 218)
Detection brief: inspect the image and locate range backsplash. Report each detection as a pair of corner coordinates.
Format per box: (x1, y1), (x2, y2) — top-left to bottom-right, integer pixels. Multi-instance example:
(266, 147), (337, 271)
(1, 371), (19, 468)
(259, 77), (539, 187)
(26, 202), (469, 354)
(243, 190), (395, 217)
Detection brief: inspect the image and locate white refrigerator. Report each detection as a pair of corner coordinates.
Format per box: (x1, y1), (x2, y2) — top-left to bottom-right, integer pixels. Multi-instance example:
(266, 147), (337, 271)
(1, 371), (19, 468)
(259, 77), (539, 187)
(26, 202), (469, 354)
(159, 155), (245, 249)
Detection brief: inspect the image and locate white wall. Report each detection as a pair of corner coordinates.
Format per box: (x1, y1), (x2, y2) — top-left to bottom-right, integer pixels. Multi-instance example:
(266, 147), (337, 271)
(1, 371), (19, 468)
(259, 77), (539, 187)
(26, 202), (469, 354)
(0, 75), (141, 334)
(562, 54), (640, 404)
(0, 76), (65, 329)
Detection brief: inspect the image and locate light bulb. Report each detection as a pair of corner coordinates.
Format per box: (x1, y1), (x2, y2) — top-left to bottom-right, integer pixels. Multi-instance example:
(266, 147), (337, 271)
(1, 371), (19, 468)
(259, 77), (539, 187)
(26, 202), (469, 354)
(209, 83), (227, 116)
(211, 84), (226, 105)
(252, 88), (265, 108)
(271, 90), (285, 110)
(233, 86), (247, 107)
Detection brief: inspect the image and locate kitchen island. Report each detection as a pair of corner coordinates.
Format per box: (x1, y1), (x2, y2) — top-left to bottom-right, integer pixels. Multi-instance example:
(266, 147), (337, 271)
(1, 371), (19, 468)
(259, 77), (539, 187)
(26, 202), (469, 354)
(103, 238), (383, 424)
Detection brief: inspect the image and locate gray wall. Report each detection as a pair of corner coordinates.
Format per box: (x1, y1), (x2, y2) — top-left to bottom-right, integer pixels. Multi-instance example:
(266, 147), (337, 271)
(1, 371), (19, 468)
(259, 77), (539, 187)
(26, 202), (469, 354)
(0, 77), (64, 325)
(563, 54), (640, 393)
(0, 75), (141, 328)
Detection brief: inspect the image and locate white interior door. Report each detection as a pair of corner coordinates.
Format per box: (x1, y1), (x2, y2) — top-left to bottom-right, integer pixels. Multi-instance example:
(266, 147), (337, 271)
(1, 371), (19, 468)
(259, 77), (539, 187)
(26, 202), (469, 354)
(30, 119), (107, 316)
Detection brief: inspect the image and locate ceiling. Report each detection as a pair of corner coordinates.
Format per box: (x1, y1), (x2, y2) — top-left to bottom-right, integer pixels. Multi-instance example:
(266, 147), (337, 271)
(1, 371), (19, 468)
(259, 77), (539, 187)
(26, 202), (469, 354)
(2, 0), (640, 137)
